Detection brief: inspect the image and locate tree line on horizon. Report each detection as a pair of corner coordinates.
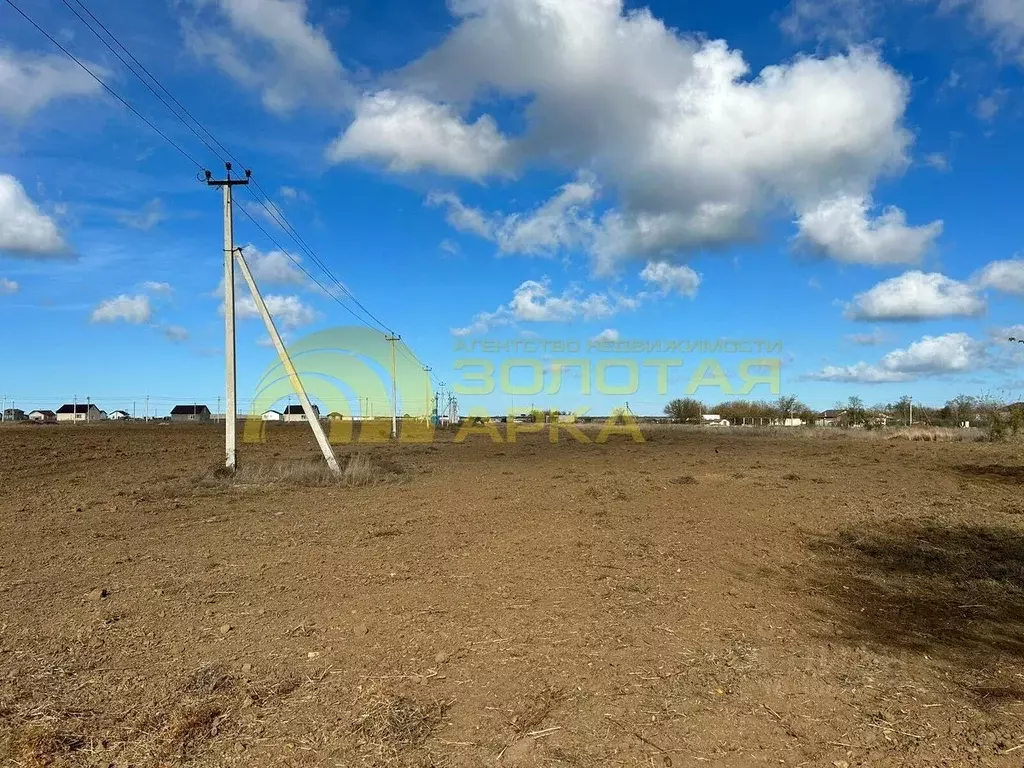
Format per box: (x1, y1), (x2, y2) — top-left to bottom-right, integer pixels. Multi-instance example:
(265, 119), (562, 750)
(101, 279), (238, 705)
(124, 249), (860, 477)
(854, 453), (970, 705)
(663, 394), (1023, 429)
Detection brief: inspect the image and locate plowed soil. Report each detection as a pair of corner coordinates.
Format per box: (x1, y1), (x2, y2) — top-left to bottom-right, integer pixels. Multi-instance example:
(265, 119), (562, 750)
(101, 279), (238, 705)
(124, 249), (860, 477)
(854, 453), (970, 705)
(2, 423), (1024, 767)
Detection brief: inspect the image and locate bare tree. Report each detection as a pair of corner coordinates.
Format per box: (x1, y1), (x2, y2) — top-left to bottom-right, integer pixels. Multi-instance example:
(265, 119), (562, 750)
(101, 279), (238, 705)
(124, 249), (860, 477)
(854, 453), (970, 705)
(664, 398), (705, 424)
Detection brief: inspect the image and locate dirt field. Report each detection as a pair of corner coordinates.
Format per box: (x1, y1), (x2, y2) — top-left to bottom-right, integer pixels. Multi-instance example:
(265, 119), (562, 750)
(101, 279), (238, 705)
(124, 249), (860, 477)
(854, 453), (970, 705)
(2, 423), (1024, 767)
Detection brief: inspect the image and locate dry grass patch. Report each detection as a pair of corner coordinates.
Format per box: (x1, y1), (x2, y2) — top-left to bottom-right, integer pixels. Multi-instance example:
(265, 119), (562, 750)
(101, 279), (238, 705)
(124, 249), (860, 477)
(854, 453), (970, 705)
(201, 453), (401, 488)
(350, 690), (451, 767)
(887, 427), (969, 442)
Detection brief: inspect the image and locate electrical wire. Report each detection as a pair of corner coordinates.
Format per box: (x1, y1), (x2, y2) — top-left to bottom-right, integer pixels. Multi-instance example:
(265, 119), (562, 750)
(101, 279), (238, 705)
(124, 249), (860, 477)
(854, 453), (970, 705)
(10, 0), (437, 377)
(2, 0), (205, 170)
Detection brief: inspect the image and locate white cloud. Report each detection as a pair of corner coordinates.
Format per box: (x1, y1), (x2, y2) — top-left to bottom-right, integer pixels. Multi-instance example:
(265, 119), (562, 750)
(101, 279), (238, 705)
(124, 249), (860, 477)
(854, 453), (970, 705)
(278, 185), (309, 202)
(440, 239), (460, 256)
(241, 243), (307, 285)
(91, 294), (152, 324)
(806, 332), (988, 382)
(118, 199), (165, 231)
(142, 281), (173, 295)
(845, 271), (986, 321)
(182, 0), (348, 113)
(806, 361), (912, 383)
(427, 176), (600, 256)
(333, 1), (919, 271)
(0, 48), (105, 119)
(160, 324), (189, 343)
(879, 332), (985, 373)
(640, 261), (701, 297)
(0, 278), (18, 295)
(795, 195), (942, 265)
(939, 0), (1024, 64)
(779, 0), (879, 45)
(975, 93), (1002, 121)
(452, 277), (638, 336)
(0, 174), (68, 258)
(592, 328), (620, 343)
(237, 294), (318, 329)
(426, 191), (495, 239)
(924, 152), (950, 172)
(977, 258), (1024, 295)
(328, 90), (510, 179)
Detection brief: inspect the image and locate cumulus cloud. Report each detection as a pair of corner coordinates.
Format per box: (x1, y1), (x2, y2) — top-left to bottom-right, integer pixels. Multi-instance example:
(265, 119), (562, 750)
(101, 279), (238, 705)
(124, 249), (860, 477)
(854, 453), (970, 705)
(328, 0), (919, 270)
(451, 277), (638, 336)
(0, 174), (68, 258)
(977, 258), (1024, 295)
(640, 261), (701, 297)
(0, 278), (18, 295)
(91, 294), (152, 324)
(242, 243), (307, 285)
(592, 328), (620, 343)
(237, 294), (318, 329)
(0, 48), (105, 119)
(805, 332), (987, 383)
(182, 0), (349, 113)
(845, 271), (986, 321)
(795, 195), (943, 265)
(328, 90), (510, 178)
(427, 175), (599, 255)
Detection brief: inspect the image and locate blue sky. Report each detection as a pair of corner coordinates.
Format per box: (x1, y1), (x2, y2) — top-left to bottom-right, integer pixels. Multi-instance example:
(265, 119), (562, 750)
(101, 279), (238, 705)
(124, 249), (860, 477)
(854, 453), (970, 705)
(3, 0), (1024, 418)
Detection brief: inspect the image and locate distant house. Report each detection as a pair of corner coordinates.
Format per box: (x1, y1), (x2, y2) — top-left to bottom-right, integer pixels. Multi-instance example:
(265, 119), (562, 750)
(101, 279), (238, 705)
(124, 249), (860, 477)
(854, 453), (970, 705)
(818, 409), (846, 427)
(170, 404), (211, 422)
(327, 412), (345, 421)
(701, 414), (730, 426)
(109, 410), (130, 420)
(261, 410), (283, 421)
(2, 408), (27, 421)
(283, 404), (320, 422)
(56, 404), (103, 422)
(28, 409), (56, 423)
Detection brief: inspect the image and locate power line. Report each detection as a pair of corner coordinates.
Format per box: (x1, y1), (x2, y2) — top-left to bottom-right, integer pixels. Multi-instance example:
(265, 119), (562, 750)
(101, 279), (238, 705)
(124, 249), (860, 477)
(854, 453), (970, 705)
(62, 0), (414, 345)
(57, 0), (225, 164)
(13, 0), (436, 375)
(232, 202), (379, 330)
(3, 0), (205, 169)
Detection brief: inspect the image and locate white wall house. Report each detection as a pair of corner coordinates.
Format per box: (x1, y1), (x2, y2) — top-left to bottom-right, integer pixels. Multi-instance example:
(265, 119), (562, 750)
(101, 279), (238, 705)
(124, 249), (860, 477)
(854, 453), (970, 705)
(262, 410), (283, 421)
(109, 410), (130, 420)
(56, 404), (103, 422)
(28, 410), (56, 423)
(283, 405), (320, 422)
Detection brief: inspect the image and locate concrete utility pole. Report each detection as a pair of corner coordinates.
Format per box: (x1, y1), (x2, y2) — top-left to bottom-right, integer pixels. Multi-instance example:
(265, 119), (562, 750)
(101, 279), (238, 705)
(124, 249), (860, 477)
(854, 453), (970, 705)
(234, 246), (340, 475)
(206, 163), (250, 470)
(423, 366), (432, 422)
(909, 396), (913, 427)
(386, 334), (400, 439)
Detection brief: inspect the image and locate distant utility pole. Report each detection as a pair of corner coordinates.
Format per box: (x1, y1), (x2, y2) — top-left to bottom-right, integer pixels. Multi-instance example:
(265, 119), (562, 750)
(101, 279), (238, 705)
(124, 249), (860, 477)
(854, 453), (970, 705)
(386, 334), (400, 439)
(423, 366), (432, 422)
(909, 396), (913, 427)
(145, 395), (149, 422)
(205, 162), (250, 470)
